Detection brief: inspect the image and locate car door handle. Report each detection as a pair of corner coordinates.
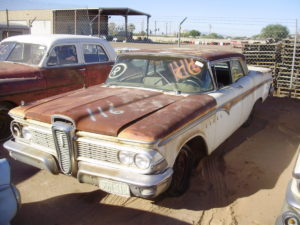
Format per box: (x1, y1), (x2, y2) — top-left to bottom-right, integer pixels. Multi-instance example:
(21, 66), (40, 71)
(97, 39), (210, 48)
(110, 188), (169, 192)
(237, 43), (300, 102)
(78, 68), (86, 71)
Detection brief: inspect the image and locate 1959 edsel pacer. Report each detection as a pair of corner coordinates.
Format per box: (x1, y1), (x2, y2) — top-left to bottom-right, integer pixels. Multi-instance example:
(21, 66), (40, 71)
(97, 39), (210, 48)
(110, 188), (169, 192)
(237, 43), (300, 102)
(4, 49), (273, 199)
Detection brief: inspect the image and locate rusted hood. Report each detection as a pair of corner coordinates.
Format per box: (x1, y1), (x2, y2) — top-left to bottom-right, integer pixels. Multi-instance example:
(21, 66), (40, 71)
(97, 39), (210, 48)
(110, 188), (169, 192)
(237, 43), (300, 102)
(12, 86), (216, 142)
(0, 62), (40, 78)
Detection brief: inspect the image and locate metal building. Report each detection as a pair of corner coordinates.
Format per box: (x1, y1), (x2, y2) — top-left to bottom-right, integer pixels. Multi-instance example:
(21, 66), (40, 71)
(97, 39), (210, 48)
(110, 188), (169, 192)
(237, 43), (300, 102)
(0, 8), (151, 41)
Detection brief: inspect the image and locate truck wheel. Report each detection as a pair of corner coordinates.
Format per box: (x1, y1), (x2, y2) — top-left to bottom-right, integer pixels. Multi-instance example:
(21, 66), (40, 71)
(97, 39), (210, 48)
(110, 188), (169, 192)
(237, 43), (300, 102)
(167, 145), (194, 197)
(0, 102), (15, 141)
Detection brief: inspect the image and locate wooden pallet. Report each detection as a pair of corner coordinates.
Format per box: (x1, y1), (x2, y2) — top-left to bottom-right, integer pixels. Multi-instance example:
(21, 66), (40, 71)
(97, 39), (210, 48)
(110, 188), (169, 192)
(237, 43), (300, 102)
(277, 87), (300, 99)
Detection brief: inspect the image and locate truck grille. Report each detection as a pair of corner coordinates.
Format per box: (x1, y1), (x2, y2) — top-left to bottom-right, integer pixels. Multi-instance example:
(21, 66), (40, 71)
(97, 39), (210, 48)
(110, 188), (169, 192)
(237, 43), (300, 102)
(77, 142), (119, 164)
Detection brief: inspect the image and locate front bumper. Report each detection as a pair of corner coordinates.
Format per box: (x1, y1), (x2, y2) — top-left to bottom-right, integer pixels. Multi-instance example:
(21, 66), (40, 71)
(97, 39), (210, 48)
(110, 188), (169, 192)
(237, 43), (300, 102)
(4, 140), (172, 199)
(276, 179), (300, 225)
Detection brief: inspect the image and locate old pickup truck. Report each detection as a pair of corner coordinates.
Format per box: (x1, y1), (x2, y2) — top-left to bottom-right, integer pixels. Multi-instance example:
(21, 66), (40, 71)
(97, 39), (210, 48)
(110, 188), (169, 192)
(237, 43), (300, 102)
(0, 34), (116, 140)
(4, 49), (273, 199)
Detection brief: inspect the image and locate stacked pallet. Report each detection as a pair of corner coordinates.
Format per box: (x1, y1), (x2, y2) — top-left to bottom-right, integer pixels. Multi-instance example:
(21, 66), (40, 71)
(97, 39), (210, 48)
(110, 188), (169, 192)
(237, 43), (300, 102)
(242, 43), (281, 78)
(277, 39), (300, 99)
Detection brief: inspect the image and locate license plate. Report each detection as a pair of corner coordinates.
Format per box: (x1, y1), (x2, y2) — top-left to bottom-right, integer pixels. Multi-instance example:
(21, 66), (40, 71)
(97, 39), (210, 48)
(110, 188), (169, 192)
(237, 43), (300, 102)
(99, 179), (130, 197)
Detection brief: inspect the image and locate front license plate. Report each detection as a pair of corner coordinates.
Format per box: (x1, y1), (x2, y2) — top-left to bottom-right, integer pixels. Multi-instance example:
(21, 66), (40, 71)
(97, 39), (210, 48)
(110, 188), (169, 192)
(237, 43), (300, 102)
(99, 179), (130, 197)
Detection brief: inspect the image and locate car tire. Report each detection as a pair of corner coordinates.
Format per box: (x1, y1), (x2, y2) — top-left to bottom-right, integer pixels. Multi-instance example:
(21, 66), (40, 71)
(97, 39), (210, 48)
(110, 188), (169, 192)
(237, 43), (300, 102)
(0, 102), (15, 142)
(167, 145), (194, 197)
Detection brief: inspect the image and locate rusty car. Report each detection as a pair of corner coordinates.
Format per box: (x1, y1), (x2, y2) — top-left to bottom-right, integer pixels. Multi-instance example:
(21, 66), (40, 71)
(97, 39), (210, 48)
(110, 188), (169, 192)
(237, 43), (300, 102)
(0, 34), (116, 140)
(4, 49), (273, 199)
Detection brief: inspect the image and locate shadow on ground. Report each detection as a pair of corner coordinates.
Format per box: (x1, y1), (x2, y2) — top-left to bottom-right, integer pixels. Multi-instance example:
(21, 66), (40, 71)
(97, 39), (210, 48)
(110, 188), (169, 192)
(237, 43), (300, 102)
(12, 190), (189, 225)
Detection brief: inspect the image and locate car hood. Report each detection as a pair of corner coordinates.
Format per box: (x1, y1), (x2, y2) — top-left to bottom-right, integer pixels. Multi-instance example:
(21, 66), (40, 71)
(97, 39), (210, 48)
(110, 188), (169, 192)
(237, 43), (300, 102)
(11, 86), (216, 142)
(0, 62), (39, 78)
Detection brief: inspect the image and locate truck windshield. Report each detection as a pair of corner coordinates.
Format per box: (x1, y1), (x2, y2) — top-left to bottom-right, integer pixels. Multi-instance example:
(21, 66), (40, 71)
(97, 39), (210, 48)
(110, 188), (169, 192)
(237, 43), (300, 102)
(0, 41), (47, 66)
(106, 55), (213, 94)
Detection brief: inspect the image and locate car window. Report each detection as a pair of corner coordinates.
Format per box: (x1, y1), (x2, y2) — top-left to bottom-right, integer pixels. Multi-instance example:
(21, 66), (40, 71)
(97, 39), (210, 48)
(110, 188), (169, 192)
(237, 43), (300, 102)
(107, 56), (213, 94)
(47, 45), (78, 66)
(5, 42), (46, 65)
(83, 44), (108, 63)
(231, 60), (245, 82)
(212, 61), (232, 88)
(0, 42), (15, 61)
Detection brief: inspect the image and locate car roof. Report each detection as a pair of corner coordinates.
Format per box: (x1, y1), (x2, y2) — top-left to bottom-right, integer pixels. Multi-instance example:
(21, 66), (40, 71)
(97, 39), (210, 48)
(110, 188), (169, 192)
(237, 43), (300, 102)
(1, 34), (108, 48)
(118, 48), (245, 62)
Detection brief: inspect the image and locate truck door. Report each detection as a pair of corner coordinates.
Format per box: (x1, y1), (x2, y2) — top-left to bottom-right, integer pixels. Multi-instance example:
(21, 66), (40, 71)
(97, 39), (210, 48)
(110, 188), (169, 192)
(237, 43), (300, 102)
(42, 44), (86, 97)
(82, 43), (114, 87)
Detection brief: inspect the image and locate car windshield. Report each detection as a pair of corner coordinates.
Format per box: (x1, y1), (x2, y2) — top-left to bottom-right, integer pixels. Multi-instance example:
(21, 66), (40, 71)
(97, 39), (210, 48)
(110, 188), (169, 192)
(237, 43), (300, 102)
(106, 55), (214, 94)
(0, 41), (47, 66)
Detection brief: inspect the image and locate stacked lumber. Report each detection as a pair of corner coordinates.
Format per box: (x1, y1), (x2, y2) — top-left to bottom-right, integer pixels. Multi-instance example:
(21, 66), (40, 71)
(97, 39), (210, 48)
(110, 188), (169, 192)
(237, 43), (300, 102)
(277, 39), (300, 99)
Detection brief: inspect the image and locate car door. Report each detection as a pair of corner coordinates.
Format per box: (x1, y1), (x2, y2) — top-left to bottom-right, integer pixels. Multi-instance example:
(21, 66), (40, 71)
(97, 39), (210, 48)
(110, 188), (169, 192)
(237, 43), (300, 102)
(230, 59), (254, 123)
(42, 44), (86, 97)
(210, 60), (244, 149)
(82, 43), (114, 87)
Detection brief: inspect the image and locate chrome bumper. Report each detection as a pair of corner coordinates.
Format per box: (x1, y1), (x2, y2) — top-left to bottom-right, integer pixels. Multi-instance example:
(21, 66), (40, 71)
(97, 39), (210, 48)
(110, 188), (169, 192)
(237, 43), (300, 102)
(276, 179), (300, 225)
(4, 140), (173, 199)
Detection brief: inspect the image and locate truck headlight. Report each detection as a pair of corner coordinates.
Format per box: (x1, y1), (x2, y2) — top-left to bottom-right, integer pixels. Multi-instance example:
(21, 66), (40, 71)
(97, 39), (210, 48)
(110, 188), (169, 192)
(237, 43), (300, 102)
(21, 126), (32, 140)
(118, 151), (134, 165)
(134, 154), (151, 169)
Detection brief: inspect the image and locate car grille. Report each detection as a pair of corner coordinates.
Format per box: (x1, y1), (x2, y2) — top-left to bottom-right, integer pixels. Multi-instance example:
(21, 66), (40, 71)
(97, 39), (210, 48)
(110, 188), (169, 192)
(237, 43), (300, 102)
(53, 129), (72, 174)
(77, 141), (119, 164)
(31, 130), (55, 150)
(30, 127), (119, 166)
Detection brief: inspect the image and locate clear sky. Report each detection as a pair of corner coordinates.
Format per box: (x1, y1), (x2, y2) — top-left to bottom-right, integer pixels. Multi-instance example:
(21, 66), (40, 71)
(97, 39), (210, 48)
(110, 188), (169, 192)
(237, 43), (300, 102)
(1, 0), (299, 36)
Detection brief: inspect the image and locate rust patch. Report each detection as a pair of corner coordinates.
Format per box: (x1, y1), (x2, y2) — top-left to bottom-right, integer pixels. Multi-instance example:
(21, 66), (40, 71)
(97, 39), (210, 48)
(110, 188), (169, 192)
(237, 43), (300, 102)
(118, 94), (217, 142)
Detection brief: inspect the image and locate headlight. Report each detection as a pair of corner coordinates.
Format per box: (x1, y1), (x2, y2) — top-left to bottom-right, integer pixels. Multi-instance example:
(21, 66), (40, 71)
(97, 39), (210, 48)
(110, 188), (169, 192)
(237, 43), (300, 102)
(11, 122), (22, 137)
(118, 151), (134, 165)
(21, 126), (32, 140)
(134, 154), (151, 169)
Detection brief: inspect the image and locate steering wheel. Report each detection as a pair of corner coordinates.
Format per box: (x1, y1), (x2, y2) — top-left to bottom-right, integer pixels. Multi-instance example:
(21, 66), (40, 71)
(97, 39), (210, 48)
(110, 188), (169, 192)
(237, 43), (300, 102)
(181, 76), (203, 88)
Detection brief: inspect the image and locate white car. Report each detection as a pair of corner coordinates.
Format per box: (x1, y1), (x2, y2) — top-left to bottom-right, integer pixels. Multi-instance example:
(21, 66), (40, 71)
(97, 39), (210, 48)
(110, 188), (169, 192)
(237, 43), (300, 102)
(4, 49), (273, 199)
(276, 145), (300, 225)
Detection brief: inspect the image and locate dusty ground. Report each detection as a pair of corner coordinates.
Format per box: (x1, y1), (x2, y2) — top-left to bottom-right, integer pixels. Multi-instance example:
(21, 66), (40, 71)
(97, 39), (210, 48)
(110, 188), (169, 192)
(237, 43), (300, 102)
(0, 96), (299, 225)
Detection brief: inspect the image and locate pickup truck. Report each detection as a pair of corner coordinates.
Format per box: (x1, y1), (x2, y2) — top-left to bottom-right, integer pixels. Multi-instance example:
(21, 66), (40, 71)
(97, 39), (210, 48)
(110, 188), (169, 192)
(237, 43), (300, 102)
(0, 34), (116, 140)
(4, 49), (273, 199)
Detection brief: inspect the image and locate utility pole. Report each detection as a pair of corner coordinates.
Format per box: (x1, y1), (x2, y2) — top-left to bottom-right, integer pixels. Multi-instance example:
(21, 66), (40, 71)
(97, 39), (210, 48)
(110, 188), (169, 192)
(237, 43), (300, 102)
(290, 19), (298, 90)
(165, 22), (168, 36)
(155, 21), (157, 36)
(178, 17), (187, 47)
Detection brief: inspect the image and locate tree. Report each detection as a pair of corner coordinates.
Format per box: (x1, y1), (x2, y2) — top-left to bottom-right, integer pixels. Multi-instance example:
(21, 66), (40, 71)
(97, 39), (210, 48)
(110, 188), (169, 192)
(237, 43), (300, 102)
(260, 24), (289, 40)
(128, 24), (135, 33)
(189, 30), (201, 37)
(108, 22), (117, 35)
(202, 33), (224, 39)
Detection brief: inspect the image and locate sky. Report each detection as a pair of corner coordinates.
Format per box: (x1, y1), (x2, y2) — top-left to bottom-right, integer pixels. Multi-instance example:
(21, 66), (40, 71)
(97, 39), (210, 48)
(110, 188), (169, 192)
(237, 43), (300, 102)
(0, 0), (299, 36)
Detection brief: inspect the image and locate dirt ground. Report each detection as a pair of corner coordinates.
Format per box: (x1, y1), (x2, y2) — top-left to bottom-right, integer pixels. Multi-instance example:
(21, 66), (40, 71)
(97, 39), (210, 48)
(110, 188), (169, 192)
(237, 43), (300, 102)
(0, 96), (299, 225)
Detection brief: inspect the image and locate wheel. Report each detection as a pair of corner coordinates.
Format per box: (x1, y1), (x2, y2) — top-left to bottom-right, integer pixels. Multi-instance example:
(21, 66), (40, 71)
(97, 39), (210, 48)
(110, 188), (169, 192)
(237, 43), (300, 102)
(167, 145), (194, 197)
(0, 102), (15, 141)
